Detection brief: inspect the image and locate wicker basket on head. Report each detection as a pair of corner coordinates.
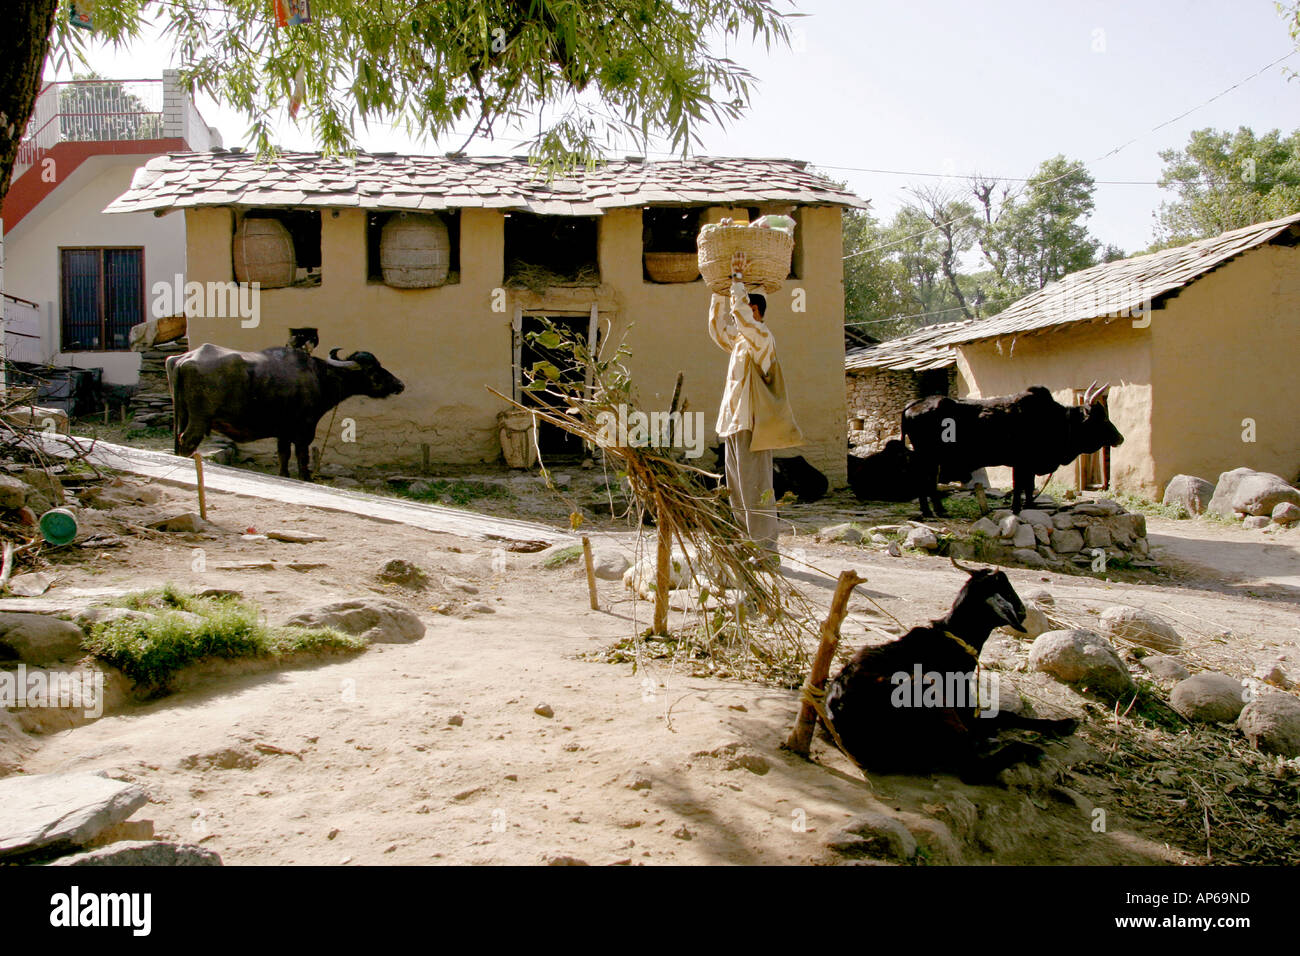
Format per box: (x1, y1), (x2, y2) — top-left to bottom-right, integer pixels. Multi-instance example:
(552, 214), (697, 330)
(643, 251), (700, 283)
(697, 224), (794, 294)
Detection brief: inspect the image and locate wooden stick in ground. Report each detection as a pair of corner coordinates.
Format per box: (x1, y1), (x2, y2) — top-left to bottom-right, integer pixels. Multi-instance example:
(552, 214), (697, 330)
(975, 483), (988, 516)
(0, 542), (15, 594)
(192, 452), (207, 520)
(784, 569), (865, 757)
(652, 496), (672, 635)
(582, 535), (599, 610)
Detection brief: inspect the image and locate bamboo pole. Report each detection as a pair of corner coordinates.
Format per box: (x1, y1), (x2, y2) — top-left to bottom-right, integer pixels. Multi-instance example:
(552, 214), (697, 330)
(652, 496), (672, 635)
(192, 451), (207, 520)
(581, 535), (599, 610)
(784, 569), (865, 757)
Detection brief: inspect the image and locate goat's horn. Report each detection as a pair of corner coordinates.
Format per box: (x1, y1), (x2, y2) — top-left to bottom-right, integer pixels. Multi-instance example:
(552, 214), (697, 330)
(1082, 380), (1100, 404)
(329, 348), (343, 361)
(950, 555), (979, 574)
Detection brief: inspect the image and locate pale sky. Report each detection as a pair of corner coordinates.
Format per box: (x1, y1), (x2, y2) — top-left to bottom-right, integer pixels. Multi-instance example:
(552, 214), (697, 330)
(53, 0), (1300, 255)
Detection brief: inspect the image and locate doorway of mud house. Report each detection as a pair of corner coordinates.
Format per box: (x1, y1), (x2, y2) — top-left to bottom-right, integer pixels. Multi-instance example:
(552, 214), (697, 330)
(1074, 387), (1111, 490)
(516, 313), (593, 460)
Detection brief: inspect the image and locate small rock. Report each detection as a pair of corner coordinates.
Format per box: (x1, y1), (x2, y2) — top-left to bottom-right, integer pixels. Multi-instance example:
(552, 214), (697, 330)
(819, 523), (863, 545)
(1023, 589), (1054, 606)
(0, 612), (86, 664)
(1028, 629), (1134, 698)
(629, 777), (652, 791)
(0, 475), (28, 509)
(1084, 524), (1113, 549)
(672, 825), (693, 841)
(1253, 661), (1292, 689)
(1012, 524), (1037, 549)
(1098, 606), (1182, 653)
(591, 545), (632, 580)
(467, 602), (495, 614)
(825, 811), (917, 861)
(1050, 529), (1084, 554)
(196, 587), (242, 599)
(378, 559), (429, 588)
(534, 703), (554, 718)
(970, 517), (1000, 537)
(447, 714), (464, 727)
(1242, 515), (1270, 530)
(264, 529), (327, 543)
(332, 477), (362, 489)
(1011, 548), (1047, 568)
(1272, 502), (1300, 527)
(284, 597), (425, 644)
(1018, 509), (1053, 529)
(74, 606), (152, 632)
(1140, 655), (1191, 683)
(545, 854), (590, 865)
(904, 527), (939, 551)
(148, 512), (205, 533)
(1073, 499), (1122, 516)
(1169, 673), (1246, 723)
(1237, 693), (1300, 757)
(49, 840), (221, 866)
(885, 541), (902, 558)
(6, 571), (55, 597)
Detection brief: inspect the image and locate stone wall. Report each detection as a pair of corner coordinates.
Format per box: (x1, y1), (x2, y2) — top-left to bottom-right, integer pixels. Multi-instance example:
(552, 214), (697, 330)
(846, 366), (955, 452)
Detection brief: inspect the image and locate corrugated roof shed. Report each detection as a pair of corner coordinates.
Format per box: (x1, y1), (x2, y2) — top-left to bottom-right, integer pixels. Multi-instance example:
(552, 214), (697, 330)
(936, 211), (1300, 346)
(104, 151), (868, 216)
(844, 319), (973, 372)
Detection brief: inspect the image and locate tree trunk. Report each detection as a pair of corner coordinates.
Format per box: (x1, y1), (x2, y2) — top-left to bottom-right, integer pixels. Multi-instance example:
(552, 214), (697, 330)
(0, 0), (60, 206)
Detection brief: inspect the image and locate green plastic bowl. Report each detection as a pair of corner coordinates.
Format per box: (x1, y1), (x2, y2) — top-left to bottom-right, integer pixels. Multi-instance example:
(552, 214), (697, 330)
(39, 507), (78, 546)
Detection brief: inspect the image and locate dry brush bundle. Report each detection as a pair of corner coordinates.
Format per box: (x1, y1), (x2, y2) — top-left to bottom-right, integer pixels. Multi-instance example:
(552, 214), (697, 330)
(488, 318), (820, 685)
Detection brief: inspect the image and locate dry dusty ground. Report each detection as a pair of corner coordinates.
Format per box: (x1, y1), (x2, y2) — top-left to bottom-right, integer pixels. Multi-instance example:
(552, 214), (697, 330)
(8, 470), (1300, 866)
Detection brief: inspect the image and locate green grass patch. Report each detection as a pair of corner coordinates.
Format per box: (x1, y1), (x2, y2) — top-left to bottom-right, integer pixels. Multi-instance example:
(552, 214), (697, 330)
(399, 479), (514, 507)
(1110, 490), (1189, 520)
(85, 585), (363, 691)
(543, 544), (584, 568)
(124, 425), (174, 441)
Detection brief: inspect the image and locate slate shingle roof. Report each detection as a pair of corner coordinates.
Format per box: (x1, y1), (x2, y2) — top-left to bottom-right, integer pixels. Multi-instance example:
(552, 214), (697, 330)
(936, 212), (1300, 346)
(104, 151), (868, 216)
(844, 319), (971, 372)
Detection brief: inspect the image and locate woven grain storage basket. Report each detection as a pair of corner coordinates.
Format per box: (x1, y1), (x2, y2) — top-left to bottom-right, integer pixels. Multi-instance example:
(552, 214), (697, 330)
(381, 212), (450, 288)
(697, 224), (793, 294)
(233, 217), (296, 288)
(643, 251), (700, 283)
(498, 409), (538, 469)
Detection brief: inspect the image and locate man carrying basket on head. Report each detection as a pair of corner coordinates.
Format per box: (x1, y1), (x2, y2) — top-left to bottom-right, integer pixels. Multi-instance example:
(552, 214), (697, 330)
(708, 250), (804, 569)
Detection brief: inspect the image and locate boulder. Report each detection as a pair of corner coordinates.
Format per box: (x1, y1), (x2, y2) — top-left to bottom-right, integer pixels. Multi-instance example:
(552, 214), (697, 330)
(1097, 606), (1182, 653)
(6, 572), (55, 597)
(1139, 654), (1190, 684)
(148, 512), (206, 533)
(1000, 601), (1050, 640)
(284, 597), (425, 644)
(377, 559), (429, 588)
(970, 517), (1000, 537)
(0, 475), (28, 510)
(904, 527), (939, 551)
(49, 840), (222, 866)
(1051, 512), (1076, 531)
(1253, 660), (1292, 689)
(1242, 516), (1270, 530)
(1050, 529), (1084, 554)
(1162, 475), (1213, 516)
(1018, 509), (1053, 529)
(1072, 499), (1121, 516)
(1231, 472), (1300, 517)
(73, 607), (152, 632)
(18, 469), (64, 506)
(590, 544), (632, 580)
(1169, 673), (1246, 723)
(1237, 693), (1300, 758)
(0, 771), (148, 860)
(1028, 629), (1134, 698)
(825, 811), (917, 861)
(1012, 524), (1037, 549)
(818, 523), (863, 545)
(1011, 548), (1048, 568)
(1084, 524), (1112, 549)
(998, 515), (1020, 538)
(1272, 502), (1300, 527)
(0, 613), (86, 664)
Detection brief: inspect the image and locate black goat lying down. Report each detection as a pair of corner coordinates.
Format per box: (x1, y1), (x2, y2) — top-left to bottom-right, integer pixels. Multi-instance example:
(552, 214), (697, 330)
(825, 559), (1076, 782)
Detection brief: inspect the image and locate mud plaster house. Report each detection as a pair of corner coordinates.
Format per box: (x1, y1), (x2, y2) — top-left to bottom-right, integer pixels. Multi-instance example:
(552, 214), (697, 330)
(927, 213), (1300, 498)
(106, 152), (865, 482)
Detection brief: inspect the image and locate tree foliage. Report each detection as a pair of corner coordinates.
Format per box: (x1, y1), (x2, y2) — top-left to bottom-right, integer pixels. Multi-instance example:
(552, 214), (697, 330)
(1152, 126), (1300, 246)
(50, 0), (797, 166)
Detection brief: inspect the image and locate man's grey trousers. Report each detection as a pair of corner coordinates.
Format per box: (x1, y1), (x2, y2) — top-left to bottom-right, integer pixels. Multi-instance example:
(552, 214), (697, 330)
(723, 429), (778, 560)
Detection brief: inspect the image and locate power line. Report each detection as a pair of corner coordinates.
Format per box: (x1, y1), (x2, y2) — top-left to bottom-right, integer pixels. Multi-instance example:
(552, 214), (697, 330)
(842, 49), (1299, 261)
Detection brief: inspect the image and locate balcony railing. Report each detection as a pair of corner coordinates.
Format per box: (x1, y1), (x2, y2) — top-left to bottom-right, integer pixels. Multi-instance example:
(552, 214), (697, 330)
(14, 79), (167, 180)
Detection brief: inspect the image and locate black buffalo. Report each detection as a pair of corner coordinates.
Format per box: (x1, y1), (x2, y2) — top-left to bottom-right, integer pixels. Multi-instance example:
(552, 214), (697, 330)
(901, 382), (1124, 516)
(847, 439), (914, 502)
(706, 445), (828, 503)
(166, 344), (405, 481)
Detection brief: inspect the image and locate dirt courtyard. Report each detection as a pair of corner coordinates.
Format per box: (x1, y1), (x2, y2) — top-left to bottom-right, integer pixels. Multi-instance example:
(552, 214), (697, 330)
(8, 472), (1300, 866)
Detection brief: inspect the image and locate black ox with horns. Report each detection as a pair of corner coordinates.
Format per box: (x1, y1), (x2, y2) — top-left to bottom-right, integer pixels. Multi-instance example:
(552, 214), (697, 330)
(166, 343), (405, 481)
(901, 381), (1124, 517)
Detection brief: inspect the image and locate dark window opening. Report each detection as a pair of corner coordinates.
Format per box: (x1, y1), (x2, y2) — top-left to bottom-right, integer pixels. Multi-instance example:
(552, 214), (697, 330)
(917, 368), (950, 398)
(366, 210), (461, 284)
(504, 213), (599, 289)
(642, 206), (704, 254)
(59, 247), (143, 352)
(518, 314), (591, 459)
(242, 209), (322, 286)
